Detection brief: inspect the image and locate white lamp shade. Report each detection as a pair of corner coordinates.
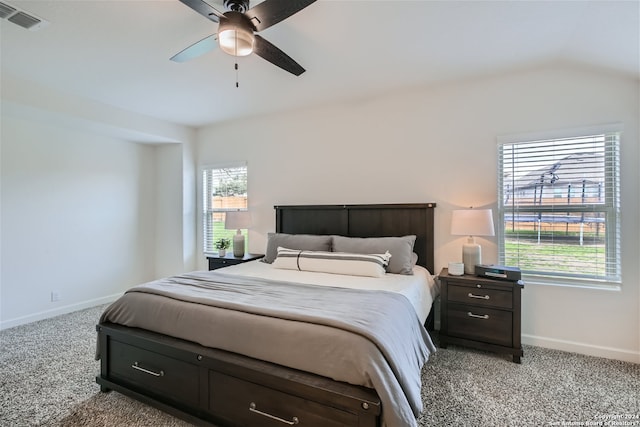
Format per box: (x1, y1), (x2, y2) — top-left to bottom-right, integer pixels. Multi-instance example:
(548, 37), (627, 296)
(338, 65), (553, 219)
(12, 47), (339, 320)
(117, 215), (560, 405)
(450, 209), (495, 237)
(225, 211), (252, 230)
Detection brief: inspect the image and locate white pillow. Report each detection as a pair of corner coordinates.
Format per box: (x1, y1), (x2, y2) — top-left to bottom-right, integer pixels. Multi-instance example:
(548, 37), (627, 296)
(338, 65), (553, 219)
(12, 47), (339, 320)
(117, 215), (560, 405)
(272, 247), (391, 278)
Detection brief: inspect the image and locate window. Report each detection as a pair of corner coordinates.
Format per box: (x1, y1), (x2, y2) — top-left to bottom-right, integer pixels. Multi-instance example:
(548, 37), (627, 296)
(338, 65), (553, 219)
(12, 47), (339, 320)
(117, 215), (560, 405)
(497, 130), (620, 284)
(202, 164), (248, 253)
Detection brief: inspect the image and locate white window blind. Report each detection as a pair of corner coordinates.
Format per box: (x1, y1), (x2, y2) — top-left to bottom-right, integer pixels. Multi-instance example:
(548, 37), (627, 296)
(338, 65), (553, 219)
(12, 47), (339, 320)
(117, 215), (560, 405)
(497, 131), (621, 284)
(202, 164), (248, 253)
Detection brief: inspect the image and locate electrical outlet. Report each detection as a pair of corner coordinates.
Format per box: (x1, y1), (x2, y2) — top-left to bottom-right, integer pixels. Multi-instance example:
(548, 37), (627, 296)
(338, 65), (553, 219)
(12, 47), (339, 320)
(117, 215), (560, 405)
(51, 291), (61, 302)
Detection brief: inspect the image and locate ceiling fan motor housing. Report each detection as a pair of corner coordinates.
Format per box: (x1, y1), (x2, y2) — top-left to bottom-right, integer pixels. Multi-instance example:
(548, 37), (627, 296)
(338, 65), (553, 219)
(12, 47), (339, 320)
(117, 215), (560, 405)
(223, 0), (249, 13)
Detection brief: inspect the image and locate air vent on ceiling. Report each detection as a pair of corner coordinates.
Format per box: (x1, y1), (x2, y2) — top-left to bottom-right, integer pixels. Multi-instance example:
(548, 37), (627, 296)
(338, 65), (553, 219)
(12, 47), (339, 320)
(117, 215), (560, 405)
(0, 1), (48, 31)
(0, 1), (16, 18)
(8, 11), (40, 29)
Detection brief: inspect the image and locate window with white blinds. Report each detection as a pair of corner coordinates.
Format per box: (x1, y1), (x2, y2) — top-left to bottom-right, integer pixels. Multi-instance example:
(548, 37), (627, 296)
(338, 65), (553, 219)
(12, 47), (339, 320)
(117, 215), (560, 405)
(202, 164), (248, 253)
(497, 131), (621, 284)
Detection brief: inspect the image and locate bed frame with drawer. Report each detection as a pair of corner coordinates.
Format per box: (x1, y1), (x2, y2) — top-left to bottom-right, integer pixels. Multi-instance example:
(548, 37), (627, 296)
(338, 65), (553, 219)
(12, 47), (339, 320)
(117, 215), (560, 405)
(96, 203), (436, 427)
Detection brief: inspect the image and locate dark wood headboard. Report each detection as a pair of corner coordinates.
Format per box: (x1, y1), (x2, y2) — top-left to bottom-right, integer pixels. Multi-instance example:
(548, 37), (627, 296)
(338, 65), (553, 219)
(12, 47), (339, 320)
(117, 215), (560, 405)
(274, 203), (437, 274)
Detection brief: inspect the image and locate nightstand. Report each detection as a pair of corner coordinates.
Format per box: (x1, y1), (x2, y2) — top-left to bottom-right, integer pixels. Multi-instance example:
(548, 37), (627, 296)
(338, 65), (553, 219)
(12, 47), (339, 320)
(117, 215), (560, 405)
(207, 253), (264, 270)
(438, 268), (524, 363)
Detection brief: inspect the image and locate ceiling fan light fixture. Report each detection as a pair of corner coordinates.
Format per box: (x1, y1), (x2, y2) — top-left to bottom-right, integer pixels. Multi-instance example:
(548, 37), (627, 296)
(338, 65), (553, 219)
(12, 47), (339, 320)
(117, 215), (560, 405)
(218, 12), (254, 57)
(174, 0), (316, 75)
(219, 28), (254, 56)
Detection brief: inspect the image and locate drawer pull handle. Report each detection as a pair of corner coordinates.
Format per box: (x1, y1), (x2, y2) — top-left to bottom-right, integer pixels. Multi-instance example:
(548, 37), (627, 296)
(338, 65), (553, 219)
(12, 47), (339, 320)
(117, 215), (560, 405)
(131, 362), (164, 377)
(468, 292), (490, 300)
(249, 402), (299, 425)
(467, 312), (489, 320)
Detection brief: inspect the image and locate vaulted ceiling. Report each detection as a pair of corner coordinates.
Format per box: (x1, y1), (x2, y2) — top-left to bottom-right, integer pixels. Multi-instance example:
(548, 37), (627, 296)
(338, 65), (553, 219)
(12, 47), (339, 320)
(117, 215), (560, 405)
(2, 0), (639, 128)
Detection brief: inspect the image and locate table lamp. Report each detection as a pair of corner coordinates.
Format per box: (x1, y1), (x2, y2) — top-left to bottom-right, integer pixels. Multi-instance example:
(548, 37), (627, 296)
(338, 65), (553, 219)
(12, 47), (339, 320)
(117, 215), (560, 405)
(225, 210), (251, 257)
(450, 208), (495, 274)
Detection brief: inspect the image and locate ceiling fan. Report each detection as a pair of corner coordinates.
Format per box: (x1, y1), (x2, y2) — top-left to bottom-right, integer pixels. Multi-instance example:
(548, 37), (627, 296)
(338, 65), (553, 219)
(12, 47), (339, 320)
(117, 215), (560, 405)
(171, 0), (316, 76)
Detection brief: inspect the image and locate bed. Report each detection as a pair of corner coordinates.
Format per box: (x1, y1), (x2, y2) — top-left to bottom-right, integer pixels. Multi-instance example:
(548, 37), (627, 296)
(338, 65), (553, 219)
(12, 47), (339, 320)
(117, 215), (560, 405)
(96, 203), (437, 427)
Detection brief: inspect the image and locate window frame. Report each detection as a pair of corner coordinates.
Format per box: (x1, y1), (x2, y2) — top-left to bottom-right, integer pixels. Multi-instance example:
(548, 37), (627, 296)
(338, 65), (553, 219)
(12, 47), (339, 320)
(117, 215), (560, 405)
(496, 125), (621, 288)
(201, 162), (248, 255)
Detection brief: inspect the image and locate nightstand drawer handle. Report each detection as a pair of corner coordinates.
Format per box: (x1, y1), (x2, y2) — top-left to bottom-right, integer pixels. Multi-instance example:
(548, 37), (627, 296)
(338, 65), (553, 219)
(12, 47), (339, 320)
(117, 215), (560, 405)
(249, 402), (299, 425)
(468, 293), (490, 300)
(467, 312), (489, 320)
(132, 362), (164, 377)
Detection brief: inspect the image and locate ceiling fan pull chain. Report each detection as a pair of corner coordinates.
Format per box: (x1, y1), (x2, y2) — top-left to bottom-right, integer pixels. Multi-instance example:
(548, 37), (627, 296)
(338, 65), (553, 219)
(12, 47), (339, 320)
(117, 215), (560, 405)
(234, 28), (239, 88)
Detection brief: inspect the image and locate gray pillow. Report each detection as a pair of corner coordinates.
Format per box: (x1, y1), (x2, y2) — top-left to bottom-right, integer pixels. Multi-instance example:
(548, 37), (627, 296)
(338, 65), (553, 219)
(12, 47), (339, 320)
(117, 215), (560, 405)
(263, 233), (333, 264)
(332, 235), (417, 275)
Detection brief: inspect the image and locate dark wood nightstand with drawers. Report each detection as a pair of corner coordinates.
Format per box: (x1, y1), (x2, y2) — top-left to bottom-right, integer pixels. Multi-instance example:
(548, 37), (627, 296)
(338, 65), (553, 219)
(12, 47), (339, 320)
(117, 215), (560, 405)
(438, 268), (524, 363)
(207, 253), (264, 270)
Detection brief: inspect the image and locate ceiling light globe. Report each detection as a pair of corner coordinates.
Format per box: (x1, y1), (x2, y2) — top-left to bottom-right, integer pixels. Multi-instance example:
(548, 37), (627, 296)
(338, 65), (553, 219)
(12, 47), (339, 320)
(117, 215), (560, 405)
(219, 29), (254, 56)
(218, 12), (255, 57)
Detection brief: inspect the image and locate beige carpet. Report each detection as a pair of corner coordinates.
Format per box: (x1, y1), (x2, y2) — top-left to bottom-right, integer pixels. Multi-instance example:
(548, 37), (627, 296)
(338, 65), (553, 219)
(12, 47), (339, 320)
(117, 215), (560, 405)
(1, 305), (638, 426)
(41, 392), (190, 427)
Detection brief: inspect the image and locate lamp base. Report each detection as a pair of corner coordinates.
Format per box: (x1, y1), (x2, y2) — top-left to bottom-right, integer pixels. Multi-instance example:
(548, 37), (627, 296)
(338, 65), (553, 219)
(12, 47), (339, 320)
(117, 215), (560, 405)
(232, 232), (245, 257)
(462, 240), (482, 275)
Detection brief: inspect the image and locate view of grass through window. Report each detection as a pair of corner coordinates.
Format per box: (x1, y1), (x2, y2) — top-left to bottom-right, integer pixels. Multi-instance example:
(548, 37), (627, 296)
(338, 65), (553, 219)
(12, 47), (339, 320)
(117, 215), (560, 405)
(504, 236), (606, 277)
(211, 219), (247, 248)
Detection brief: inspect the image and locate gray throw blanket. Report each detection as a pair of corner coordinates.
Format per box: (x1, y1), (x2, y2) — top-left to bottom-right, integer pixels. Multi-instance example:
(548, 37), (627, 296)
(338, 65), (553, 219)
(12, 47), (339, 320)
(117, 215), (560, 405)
(99, 270), (436, 427)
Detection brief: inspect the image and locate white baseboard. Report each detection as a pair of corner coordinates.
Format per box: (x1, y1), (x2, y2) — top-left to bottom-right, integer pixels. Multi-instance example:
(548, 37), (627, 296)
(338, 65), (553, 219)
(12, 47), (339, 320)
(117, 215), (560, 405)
(0, 293), (122, 331)
(522, 334), (640, 364)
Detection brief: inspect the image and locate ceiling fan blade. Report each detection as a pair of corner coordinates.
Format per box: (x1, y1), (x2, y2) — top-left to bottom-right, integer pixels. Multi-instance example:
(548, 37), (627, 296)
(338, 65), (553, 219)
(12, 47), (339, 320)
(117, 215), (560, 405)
(170, 34), (218, 62)
(179, 0), (223, 22)
(245, 0), (316, 32)
(253, 35), (305, 76)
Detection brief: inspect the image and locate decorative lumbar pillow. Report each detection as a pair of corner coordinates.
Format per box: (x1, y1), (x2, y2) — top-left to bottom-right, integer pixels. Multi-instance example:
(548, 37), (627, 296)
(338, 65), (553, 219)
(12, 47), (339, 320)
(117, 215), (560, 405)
(272, 247), (391, 278)
(262, 233), (333, 264)
(332, 235), (417, 275)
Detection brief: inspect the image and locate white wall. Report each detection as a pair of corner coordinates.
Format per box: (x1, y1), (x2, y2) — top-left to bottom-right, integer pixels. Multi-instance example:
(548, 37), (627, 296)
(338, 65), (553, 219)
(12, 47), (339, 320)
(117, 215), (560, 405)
(0, 79), (198, 328)
(0, 115), (157, 327)
(155, 143), (185, 278)
(182, 140), (197, 273)
(196, 62), (639, 362)
(154, 141), (198, 278)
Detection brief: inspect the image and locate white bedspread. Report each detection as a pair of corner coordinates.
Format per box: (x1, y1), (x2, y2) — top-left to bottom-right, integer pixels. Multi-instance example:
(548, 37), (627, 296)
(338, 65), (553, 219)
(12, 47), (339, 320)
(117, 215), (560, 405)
(216, 260), (438, 324)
